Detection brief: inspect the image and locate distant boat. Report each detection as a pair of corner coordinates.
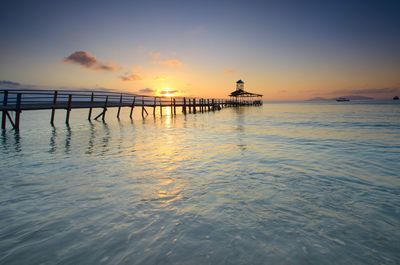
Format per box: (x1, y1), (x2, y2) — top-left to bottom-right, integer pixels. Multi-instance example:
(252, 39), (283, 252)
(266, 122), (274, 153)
(336, 97), (350, 102)
(394, 96), (399, 100)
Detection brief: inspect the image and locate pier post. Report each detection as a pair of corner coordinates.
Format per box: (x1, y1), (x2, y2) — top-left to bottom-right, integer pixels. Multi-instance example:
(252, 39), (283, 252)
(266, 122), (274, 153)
(207, 99), (211, 111)
(153, 97), (156, 116)
(14, 93), (22, 130)
(130, 96), (135, 119)
(212, 99), (215, 111)
(183, 97), (187, 114)
(93, 95), (108, 121)
(173, 98), (176, 115)
(117, 93), (122, 119)
(160, 98), (163, 116)
(102, 96), (108, 121)
(65, 94), (72, 125)
(88, 92), (94, 121)
(142, 97), (144, 117)
(141, 97), (148, 118)
(50, 91), (58, 125)
(199, 99), (202, 112)
(188, 99), (192, 114)
(199, 99), (201, 112)
(1, 90), (8, 129)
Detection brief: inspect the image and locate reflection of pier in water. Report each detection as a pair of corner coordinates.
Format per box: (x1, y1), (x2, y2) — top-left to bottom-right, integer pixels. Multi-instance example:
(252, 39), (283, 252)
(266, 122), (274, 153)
(47, 122), (115, 155)
(1, 84), (262, 130)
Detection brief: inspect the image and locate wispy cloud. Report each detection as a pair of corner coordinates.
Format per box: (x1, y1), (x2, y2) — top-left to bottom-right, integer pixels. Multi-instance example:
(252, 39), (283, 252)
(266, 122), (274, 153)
(120, 73), (142, 82)
(160, 59), (183, 67)
(138, 88), (154, 94)
(64, 51), (117, 71)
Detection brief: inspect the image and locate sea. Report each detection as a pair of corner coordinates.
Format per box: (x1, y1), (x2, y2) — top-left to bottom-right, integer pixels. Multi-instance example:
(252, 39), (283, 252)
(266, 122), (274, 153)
(0, 100), (399, 265)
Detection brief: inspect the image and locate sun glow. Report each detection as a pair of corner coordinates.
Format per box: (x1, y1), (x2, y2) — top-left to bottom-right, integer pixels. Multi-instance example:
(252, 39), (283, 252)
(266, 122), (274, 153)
(158, 87), (176, 97)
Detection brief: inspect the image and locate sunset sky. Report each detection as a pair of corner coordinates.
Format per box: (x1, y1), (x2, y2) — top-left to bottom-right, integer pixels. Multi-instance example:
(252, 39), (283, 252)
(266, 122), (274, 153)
(0, 0), (399, 100)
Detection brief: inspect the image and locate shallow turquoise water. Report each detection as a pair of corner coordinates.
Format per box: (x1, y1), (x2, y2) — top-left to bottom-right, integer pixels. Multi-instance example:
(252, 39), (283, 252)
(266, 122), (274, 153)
(0, 101), (399, 264)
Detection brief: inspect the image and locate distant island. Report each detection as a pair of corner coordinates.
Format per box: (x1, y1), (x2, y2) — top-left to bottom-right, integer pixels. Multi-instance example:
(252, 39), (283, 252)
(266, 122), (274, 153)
(307, 96), (374, 101)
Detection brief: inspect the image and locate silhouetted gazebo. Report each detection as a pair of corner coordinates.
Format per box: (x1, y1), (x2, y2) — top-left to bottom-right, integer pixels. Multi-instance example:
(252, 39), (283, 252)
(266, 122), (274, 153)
(228, 80), (263, 105)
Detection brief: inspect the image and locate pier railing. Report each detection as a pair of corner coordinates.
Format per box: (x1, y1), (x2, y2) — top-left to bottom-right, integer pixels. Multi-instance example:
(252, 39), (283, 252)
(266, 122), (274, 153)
(0, 89), (262, 130)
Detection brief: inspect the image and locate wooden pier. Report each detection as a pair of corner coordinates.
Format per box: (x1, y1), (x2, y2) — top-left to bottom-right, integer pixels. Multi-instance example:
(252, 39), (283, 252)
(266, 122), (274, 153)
(0, 89), (262, 130)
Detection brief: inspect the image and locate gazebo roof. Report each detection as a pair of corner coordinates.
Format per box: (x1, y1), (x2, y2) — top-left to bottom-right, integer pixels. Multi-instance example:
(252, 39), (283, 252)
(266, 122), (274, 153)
(236, 79), (244, 84)
(229, 89), (263, 97)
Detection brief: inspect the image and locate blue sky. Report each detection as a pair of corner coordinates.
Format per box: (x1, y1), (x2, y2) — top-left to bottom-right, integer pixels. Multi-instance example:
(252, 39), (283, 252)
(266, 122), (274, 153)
(1, 0), (399, 99)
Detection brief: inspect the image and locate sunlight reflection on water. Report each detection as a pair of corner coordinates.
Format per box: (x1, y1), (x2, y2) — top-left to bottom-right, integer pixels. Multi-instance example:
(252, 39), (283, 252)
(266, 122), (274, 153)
(0, 101), (399, 264)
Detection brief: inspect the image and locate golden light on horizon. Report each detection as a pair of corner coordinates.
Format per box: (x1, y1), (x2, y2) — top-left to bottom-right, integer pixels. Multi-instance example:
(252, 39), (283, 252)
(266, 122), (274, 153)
(158, 87), (179, 97)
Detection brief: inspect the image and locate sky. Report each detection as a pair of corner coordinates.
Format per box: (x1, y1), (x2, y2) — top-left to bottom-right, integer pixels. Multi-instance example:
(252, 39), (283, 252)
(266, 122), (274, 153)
(0, 0), (399, 100)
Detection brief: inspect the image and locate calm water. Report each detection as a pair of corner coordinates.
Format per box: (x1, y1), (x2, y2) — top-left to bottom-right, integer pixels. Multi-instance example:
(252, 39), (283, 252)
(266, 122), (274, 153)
(0, 101), (399, 265)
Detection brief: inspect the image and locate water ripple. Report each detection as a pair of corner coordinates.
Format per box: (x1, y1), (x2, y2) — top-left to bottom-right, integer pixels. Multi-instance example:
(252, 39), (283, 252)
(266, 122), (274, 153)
(0, 103), (399, 264)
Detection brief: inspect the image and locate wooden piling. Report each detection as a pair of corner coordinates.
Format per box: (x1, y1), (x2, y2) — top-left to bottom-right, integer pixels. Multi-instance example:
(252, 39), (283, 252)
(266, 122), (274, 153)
(199, 99), (202, 112)
(117, 93), (122, 119)
(1, 90), (8, 129)
(159, 98), (163, 116)
(141, 97), (147, 118)
(102, 96), (108, 121)
(199, 98), (201, 112)
(14, 93), (22, 130)
(153, 97), (156, 116)
(5, 111), (15, 128)
(50, 91), (58, 125)
(193, 98), (196, 114)
(65, 94), (72, 125)
(130, 96), (135, 119)
(88, 92), (94, 121)
(183, 97), (187, 114)
(188, 98), (192, 114)
(173, 98), (176, 115)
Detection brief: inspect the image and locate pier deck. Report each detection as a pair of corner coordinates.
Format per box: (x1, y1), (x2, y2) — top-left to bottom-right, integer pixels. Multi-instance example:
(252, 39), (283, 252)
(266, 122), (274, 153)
(0, 89), (262, 130)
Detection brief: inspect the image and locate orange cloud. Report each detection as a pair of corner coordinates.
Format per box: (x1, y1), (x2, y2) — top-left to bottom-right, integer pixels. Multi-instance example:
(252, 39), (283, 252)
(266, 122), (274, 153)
(138, 88), (155, 94)
(161, 59), (183, 67)
(64, 51), (117, 71)
(120, 73), (142, 81)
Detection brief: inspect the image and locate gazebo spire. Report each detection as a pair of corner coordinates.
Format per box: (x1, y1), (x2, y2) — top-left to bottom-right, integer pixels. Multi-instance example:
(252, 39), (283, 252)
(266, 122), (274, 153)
(236, 79), (244, 91)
